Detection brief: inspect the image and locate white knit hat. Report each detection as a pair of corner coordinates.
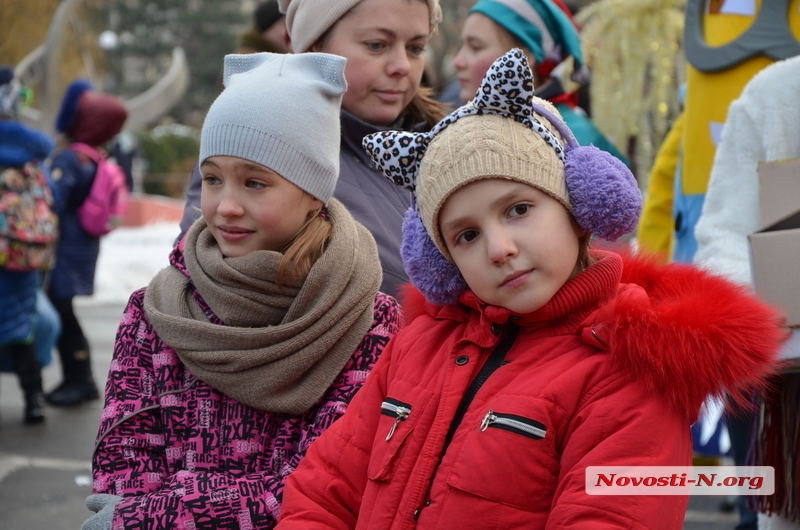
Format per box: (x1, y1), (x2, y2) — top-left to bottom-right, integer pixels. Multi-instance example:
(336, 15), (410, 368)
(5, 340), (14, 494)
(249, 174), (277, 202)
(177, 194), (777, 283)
(200, 52), (346, 203)
(278, 0), (443, 53)
(0, 66), (20, 120)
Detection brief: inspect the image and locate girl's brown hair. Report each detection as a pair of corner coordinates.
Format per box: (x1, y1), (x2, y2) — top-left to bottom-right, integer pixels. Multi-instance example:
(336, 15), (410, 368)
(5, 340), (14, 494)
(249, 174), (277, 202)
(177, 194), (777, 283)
(277, 211), (332, 284)
(576, 232), (594, 272)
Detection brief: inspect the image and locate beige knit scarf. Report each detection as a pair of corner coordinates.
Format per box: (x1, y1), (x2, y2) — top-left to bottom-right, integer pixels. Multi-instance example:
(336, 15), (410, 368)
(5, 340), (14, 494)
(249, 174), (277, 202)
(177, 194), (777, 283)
(144, 198), (381, 414)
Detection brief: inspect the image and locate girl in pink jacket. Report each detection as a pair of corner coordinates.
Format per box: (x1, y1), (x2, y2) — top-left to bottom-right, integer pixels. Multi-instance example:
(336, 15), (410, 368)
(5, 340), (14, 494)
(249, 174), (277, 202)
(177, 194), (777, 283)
(82, 52), (401, 530)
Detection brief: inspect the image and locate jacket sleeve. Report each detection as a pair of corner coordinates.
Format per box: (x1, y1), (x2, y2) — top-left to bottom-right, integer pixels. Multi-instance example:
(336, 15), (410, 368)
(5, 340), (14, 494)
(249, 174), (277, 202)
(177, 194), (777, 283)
(93, 291), (289, 529)
(637, 112), (684, 259)
(276, 329), (399, 529)
(693, 98), (762, 287)
(546, 373), (693, 530)
(50, 149), (90, 215)
(92, 289), (167, 500)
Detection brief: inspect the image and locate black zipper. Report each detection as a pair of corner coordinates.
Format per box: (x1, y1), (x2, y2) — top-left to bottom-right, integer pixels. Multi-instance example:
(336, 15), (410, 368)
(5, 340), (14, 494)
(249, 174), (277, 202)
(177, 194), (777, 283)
(414, 322), (520, 519)
(381, 398), (413, 441)
(480, 410), (547, 440)
(441, 322), (520, 456)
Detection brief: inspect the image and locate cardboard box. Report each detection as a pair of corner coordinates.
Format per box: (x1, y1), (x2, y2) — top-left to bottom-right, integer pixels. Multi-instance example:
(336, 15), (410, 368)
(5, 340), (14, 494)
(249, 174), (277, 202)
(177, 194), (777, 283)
(748, 159), (800, 334)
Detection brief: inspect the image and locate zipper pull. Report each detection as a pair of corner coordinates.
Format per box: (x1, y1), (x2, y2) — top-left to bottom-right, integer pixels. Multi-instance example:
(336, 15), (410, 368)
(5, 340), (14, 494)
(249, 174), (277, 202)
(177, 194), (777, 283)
(386, 409), (409, 441)
(480, 410), (496, 432)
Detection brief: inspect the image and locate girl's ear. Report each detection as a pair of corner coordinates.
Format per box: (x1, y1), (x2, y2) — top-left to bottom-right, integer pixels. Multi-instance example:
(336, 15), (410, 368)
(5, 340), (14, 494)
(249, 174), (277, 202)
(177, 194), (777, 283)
(308, 198), (324, 218)
(569, 214), (588, 238)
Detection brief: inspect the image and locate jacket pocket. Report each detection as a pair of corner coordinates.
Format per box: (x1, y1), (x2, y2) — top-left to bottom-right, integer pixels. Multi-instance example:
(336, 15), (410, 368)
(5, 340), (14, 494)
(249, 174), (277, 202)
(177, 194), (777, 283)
(381, 398), (413, 441)
(447, 397), (559, 512)
(480, 410), (547, 440)
(367, 382), (433, 482)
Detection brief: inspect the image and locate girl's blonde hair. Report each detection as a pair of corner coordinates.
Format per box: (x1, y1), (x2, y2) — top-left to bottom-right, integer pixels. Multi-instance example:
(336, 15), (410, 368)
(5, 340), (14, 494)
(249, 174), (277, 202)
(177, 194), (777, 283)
(277, 210), (333, 284)
(405, 85), (448, 128)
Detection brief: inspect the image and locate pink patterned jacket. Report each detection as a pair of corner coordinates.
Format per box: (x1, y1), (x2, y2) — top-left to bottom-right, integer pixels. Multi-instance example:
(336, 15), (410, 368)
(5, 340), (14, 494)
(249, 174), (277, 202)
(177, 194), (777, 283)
(91, 245), (402, 529)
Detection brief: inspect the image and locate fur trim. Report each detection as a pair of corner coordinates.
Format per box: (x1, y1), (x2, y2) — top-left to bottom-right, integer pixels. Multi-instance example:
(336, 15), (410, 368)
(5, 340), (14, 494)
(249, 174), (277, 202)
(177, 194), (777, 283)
(604, 253), (785, 420)
(398, 282), (430, 325)
(401, 251), (786, 421)
(55, 79), (92, 133)
(0, 121), (54, 166)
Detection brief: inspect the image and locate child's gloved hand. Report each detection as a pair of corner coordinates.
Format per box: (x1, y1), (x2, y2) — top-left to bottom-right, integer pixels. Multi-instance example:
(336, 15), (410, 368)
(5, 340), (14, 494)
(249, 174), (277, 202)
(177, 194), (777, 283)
(82, 493), (123, 530)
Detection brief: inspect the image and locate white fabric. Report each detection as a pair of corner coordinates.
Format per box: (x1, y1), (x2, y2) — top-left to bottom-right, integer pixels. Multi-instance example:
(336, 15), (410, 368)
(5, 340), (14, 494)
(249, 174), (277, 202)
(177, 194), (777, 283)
(694, 55), (800, 287)
(759, 512), (800, 529)
(694, 54), (800, 530)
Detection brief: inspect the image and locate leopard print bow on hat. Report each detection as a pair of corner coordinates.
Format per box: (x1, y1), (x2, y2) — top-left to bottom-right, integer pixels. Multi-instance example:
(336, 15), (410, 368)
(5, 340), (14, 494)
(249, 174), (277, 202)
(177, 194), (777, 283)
(361, 49), (642, 305)
(363, 49), (570, 196)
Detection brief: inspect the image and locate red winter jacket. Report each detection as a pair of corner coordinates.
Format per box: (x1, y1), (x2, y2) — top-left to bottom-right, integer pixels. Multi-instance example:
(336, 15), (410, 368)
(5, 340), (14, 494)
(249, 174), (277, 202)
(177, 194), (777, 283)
(277, 252), (785, 530)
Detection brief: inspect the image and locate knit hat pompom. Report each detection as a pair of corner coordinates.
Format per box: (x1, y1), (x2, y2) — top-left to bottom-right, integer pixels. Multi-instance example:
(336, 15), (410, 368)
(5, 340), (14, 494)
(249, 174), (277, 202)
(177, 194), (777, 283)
(565, 145), (641, 241)
(55, 79), (92, 133)
(363, 49), (641, 304)
(200, 52), (346, 203)
(401, 206), (467, 305)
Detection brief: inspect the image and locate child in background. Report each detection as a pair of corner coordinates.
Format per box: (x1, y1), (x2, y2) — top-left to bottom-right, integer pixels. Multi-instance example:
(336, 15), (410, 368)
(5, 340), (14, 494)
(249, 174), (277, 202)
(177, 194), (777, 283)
(276, 51), (784, 529)
(0, 66), (56, 424)
(46, 80), (128, 407)
(82, 52), (401, 530)
(452, 0), (628, 166)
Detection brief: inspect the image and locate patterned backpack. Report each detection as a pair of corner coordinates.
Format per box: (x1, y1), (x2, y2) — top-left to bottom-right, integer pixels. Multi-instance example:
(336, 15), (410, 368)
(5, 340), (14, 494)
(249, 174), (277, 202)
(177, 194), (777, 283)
(70, 142), (129, 237)
(0, 162), (59, 271)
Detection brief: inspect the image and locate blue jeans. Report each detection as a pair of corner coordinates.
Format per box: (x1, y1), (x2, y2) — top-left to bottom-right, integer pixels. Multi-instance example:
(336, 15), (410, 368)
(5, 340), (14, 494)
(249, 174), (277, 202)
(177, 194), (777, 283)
(33, 289), (60, 368)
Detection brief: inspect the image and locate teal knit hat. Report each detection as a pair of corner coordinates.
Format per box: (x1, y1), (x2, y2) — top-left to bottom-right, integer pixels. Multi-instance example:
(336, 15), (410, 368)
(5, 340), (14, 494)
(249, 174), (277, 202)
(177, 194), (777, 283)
(200, 52), (346, 203)
(469, 0), (584, 71)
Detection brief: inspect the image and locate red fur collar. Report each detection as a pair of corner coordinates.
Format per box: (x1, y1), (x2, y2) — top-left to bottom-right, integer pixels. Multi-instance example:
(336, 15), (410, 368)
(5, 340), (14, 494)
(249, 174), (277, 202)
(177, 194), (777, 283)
(399, 252), (786, 420)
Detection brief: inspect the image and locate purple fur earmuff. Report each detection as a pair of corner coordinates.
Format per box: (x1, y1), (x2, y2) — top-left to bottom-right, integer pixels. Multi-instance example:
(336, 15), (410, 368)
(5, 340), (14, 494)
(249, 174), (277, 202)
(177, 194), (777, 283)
(401, 206), (468, 305)
(530, 99), (641, 241)
(363, 50), (642, 305)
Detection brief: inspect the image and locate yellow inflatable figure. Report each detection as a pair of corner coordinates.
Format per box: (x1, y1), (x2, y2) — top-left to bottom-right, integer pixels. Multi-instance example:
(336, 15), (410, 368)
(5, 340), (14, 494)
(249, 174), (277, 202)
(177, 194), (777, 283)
(638, 0), (800, 261)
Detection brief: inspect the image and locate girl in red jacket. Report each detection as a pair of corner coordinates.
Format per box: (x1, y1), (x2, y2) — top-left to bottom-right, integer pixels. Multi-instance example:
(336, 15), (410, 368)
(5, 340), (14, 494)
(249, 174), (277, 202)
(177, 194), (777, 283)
(276, 50), (785, 530)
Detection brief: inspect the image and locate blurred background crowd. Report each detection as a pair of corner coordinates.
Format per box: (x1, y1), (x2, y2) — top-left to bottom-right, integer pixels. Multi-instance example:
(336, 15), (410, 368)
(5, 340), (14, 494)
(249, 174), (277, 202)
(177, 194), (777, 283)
(2, 1), (799, 529)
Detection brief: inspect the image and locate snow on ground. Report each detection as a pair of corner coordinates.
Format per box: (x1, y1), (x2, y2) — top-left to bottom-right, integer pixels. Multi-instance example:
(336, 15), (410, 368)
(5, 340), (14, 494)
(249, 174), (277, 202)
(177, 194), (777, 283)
(75, 222), (180, 306)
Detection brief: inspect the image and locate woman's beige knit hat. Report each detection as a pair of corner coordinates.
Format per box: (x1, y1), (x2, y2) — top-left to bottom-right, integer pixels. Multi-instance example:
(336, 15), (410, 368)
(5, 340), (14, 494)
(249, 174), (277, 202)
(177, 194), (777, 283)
(278, 0), (443, 53)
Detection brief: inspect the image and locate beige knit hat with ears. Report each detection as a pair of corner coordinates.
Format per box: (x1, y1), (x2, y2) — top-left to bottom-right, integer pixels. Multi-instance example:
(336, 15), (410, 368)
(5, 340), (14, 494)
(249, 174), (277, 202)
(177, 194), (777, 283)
(278, 0), (443, 53)
(417, 99), (569, 258)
